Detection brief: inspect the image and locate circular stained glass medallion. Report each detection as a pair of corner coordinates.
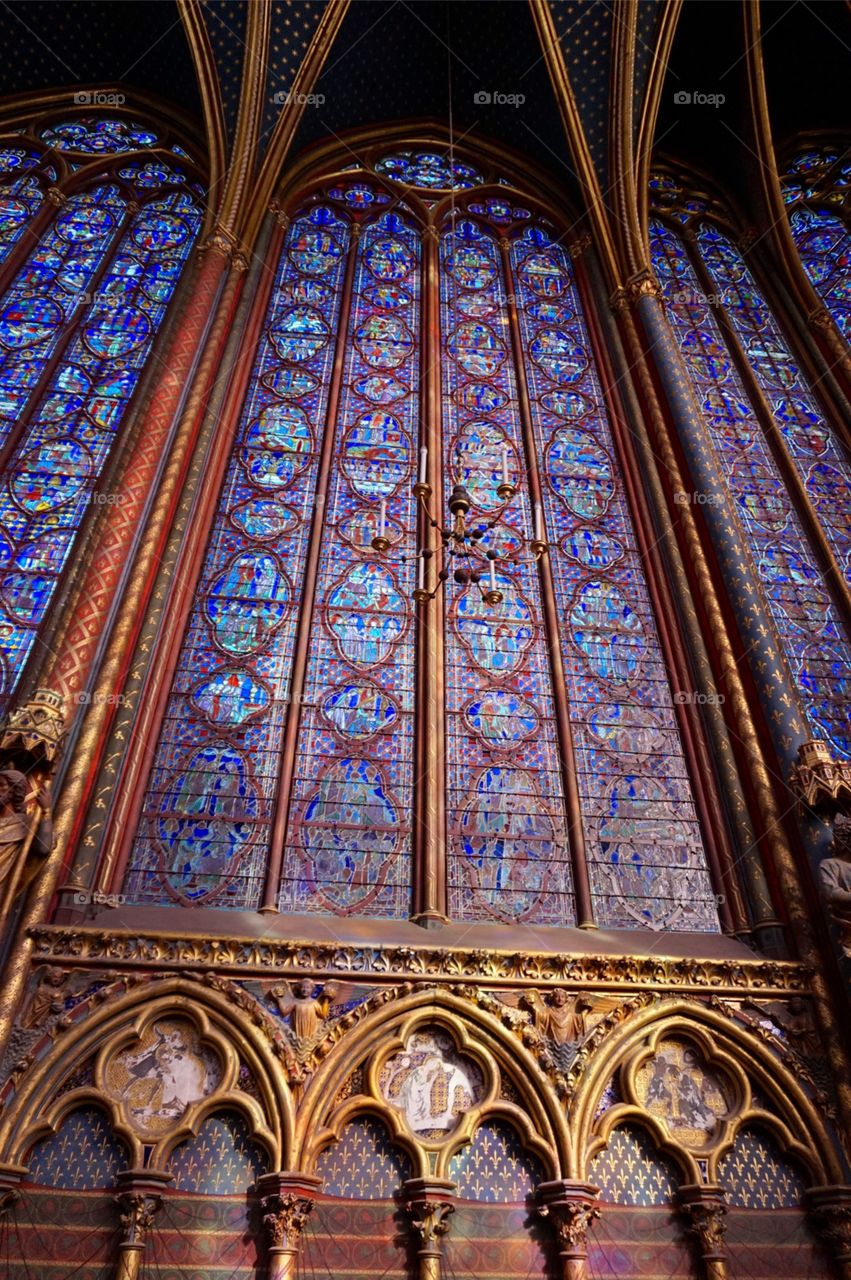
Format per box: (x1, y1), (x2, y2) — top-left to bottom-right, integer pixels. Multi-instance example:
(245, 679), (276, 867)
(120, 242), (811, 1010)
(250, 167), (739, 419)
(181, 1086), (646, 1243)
(0, 296), (63, 348)
(288, 225), (343, 277)
(132, 211), (189, 252)
(270, 307), (328, 362)
(364, 235), (414, 281)
(530, 329), (588, 383)
(354, 313), (412, 368)
(84, 306), (151, 358)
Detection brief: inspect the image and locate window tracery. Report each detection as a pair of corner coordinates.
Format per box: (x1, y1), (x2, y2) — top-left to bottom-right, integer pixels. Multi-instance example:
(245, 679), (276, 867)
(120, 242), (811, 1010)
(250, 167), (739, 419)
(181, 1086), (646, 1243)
(124, 148), (720, 934)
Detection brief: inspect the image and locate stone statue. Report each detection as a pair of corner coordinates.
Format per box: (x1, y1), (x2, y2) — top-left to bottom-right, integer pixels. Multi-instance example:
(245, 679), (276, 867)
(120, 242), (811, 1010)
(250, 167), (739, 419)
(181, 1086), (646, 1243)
(269, 979), (345, 1045)
(0, 768), (53, 899)
(818, 827), (851, 958)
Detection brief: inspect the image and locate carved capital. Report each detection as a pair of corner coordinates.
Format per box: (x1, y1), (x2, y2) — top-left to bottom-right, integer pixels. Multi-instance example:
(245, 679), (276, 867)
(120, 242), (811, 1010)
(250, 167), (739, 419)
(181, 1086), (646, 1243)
(806, 1185), (851, 1262)
(537, 1180), (600, 1257)
(46, 186), (66, 207)
(420, 225), (439, 245)
(231, 251), (251, 274)
(567, 233), (592, 261)
(609, 286), (630, 312)
(115, 1170), (171, 1249)
(402, 1178), (456, 1254)
(0, 687), (66, 768)
(197, 225), (239, 263)
(808, 306), (834, 331)
(677, 1185), (728, 1271)
(257, 1172), (321, 1253)
(626, 270), (662, 301)
(790, 739), (851, 814)
(738, 228), (759, 252)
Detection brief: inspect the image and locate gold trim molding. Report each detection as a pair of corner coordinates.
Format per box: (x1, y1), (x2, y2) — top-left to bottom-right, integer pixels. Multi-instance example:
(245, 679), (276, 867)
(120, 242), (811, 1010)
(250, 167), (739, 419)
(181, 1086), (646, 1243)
(29, 926), (809, 995)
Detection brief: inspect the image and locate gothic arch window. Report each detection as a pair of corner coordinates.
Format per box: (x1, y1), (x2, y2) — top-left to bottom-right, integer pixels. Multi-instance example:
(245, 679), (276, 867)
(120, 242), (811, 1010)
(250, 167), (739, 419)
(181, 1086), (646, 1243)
(780, 142), (851, 341)
(0, 111), (203, 703)
(124, 144), (720, 935)
(649, 168), (851, 760)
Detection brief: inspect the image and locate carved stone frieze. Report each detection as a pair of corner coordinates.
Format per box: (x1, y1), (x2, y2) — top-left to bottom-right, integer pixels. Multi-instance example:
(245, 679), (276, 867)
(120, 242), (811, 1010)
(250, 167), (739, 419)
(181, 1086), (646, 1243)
(28, 927), (810, 996)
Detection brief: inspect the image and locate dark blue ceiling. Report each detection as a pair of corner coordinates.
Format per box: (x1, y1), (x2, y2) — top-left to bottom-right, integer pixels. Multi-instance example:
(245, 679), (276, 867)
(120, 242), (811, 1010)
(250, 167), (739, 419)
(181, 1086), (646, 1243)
(0, 0), (203, 127)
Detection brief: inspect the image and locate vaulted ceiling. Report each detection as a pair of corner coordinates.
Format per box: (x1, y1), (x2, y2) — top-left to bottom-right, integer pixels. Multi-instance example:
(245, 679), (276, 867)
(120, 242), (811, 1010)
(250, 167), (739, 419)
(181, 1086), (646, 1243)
(0, 1), (845, 231)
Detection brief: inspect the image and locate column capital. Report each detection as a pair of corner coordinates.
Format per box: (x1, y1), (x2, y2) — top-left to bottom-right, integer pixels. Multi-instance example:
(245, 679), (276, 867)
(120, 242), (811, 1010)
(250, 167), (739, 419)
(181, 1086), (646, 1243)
(401, 1177), (456, 1248)
(805, 1185), (851, 1264)
(536, 1180), (600, 1277)
(114, 1170), (172, 1280)
(676, 1184), (729, 1278)
(257, 1171), (322, 1251)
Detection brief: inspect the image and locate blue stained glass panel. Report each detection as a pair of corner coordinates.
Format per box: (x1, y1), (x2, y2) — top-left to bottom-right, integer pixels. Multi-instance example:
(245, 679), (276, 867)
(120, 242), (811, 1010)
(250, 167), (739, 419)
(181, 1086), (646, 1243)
(0, 170), (200, 699)
(125, 205), (351, 908)
(279, 210), (420, 917)
(441, 218), (574, 925)
(513, 226), (717, 931)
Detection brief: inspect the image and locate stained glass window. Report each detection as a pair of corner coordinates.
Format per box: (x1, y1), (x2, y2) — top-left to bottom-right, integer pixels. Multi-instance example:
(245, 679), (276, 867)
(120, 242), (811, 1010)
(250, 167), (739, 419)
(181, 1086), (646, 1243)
(781, 145), (851, 340)
(0, 114), (202, 703)
(649, 173), (851, 759)
(125, 150), (720, 934)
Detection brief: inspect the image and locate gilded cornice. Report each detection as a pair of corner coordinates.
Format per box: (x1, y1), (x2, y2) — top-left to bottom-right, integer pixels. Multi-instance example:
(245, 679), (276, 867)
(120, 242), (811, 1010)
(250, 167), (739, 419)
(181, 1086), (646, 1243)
(238, 0), (352, 252)
(29, 926), (810, 996)
(178, 0), (227, 239)
(529, 0), (622, 294)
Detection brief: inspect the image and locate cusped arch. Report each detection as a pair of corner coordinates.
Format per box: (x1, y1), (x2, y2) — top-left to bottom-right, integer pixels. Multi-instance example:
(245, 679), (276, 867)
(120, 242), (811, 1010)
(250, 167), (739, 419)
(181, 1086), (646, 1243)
(295, 985), (568, 1182)
(574, 999), (840, 1186)
(0, 977), (291, 1171)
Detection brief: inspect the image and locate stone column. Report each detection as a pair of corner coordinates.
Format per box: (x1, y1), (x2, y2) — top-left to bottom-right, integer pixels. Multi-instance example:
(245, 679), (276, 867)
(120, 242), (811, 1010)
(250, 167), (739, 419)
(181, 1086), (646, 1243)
(114, 1169), (172, 1280)
(806, 1185), (851, 1279)
(401, 1177), (456, 1280)
(536, 1180), (600, 1280)
(257, 1171), (322, 1280)
(677, 1184), (729, 1280)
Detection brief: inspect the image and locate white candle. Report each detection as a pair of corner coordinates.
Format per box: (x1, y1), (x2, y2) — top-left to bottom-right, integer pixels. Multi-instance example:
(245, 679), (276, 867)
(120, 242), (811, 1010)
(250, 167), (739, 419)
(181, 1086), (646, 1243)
(418, 552), (425, 592)
(379, 499), (387, 538)
(501, 442), (509, 487)
(489, 557), (497, 592)
(534, 501), (544, 542)
(419, 446), (428, 485)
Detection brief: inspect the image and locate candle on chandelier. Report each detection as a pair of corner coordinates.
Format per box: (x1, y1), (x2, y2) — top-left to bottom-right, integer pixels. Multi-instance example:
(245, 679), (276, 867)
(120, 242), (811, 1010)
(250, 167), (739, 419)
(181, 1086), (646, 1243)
(417, 551), (425, 593)
(534, 501), (544, 543)
(489, 557), (497, 592)
(419, 446), (428, 485)
(379, 499), (387, 539)
(501, 442), (509, 488)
